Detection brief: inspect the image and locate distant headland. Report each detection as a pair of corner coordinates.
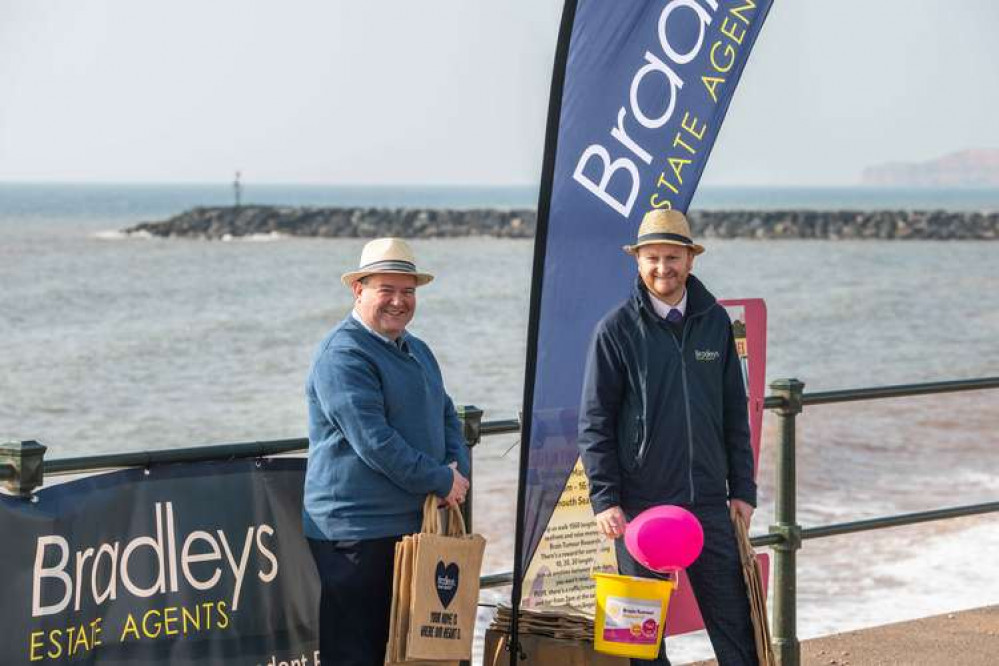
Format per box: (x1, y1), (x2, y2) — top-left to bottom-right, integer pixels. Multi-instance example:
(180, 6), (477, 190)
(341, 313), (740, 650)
(862, 149), (999, 188)
(124, 206), (998, 241)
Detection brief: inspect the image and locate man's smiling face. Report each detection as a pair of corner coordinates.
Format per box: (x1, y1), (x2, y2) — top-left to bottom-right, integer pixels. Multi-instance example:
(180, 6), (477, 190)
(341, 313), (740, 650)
(636, 243), (694, 305)
(352, 273), (417, 340)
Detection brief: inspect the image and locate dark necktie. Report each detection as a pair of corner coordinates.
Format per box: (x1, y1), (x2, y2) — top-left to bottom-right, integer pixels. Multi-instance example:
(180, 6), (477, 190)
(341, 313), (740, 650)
(666, 308), (683, 325)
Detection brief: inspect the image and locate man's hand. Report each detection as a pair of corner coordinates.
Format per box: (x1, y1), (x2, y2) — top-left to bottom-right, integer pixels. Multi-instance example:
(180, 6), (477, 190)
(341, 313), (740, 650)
(594, 506), (627, 540)
(442, 462), (469, 508)
(729, 498), (754, 529)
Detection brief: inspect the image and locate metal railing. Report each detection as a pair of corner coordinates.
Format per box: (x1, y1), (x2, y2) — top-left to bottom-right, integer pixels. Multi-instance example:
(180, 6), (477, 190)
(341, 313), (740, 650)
(763, 377), (999, 664)
(2, 376), (997, 666)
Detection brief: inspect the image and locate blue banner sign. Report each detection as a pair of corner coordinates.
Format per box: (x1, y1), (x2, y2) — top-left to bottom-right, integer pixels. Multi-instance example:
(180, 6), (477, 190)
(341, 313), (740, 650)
(0, 459), (317, 665)
(513, 0), (772, 615)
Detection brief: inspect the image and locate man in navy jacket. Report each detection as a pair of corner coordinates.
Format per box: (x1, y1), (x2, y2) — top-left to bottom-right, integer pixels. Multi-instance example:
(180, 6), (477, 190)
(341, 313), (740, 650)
(304, 238), (470, 666)
(578, 210), (756, 666)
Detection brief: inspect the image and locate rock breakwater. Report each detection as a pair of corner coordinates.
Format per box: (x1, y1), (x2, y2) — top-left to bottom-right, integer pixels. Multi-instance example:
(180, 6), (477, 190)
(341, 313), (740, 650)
(125, 206), (998, 241)
(126, 206), (536, 239)
(692, 209), (998, 240)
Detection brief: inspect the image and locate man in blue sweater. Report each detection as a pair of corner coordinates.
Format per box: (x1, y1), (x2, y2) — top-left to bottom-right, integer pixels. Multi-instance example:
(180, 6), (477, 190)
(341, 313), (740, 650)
(578, 210), (757, 666)
(304, 237), (470, 666)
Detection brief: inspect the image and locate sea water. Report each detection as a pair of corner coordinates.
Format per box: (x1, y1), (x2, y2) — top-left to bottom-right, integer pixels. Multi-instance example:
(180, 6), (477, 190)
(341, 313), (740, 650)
(2, 183), (997, 663)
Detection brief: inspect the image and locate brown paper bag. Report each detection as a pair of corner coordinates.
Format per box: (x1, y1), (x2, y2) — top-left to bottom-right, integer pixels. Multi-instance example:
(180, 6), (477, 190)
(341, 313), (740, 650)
(404, 496), (486, 661)
(733, 513), (776, 666)
(385, 497), (482, 665)
(386, 536), (416, 664)
(386, 540), (403, 661)
(483, 629), (627, 666)
(387, 536), (459, 666)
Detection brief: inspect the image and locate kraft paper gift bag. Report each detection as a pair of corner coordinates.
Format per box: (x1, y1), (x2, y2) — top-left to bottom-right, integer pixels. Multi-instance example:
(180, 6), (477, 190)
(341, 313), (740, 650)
(483, 629), (628, 666)
(733, 513), (776, 666)
(386, 536), (414, 664)
(387, 534), (457, 666)
(404, 496), (486, 662)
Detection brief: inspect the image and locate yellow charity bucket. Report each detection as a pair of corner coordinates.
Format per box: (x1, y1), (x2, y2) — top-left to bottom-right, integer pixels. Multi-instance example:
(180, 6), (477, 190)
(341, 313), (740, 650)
(591, 571), (676, 659)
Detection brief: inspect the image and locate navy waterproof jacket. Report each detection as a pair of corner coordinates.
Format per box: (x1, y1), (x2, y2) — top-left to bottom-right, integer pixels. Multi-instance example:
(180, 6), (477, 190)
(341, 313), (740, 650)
(577, 275), (756, 515)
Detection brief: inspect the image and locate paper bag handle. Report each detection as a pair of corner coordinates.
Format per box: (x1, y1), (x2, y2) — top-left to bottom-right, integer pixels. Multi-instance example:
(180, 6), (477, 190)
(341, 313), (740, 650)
(420, 494), (467, 536)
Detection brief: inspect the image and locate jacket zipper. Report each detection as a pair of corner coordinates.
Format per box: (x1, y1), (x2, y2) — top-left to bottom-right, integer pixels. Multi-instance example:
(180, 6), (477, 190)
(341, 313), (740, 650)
(670, 321), (696, 504)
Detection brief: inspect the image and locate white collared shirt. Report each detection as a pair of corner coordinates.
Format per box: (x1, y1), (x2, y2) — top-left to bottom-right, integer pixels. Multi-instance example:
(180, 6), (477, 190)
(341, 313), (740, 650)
(649, 287), (687, 321)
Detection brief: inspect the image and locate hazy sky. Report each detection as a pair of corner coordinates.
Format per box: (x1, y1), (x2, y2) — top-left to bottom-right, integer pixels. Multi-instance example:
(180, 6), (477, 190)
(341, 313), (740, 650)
(2, 1), (998, 186)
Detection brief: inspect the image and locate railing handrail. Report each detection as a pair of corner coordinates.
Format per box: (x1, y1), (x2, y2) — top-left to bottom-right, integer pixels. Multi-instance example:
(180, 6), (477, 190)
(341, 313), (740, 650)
(762, 375), (999, 409)
(43, 438), (311, 476)
(479, 499), (999, 588)
(34, 375), (998, 476)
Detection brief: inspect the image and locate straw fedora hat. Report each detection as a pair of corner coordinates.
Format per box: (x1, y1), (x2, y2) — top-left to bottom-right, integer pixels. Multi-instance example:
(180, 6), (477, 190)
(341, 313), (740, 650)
(340, 237), (434, 287)
(623, 209), (705, 256)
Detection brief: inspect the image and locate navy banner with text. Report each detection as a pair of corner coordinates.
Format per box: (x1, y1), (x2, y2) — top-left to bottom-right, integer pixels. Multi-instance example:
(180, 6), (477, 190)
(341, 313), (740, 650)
(0, 459), (318, 665)
(515, 0), (772, 602)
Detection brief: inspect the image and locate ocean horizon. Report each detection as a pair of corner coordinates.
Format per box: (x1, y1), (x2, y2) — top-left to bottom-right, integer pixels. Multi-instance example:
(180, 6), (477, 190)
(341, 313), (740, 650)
(4, 182), (999, 221)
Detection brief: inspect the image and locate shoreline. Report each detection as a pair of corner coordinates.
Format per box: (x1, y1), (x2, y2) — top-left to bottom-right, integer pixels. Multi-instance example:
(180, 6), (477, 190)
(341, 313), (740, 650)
(123, 206), (999, 240)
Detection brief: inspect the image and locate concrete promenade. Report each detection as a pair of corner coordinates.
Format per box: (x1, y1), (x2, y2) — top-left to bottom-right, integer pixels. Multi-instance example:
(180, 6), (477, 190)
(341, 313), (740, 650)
(690, 606), (999, 665)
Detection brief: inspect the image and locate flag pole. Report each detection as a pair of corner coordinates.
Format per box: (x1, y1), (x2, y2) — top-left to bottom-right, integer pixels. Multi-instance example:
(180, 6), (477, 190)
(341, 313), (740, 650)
(508, 1), (578, 664)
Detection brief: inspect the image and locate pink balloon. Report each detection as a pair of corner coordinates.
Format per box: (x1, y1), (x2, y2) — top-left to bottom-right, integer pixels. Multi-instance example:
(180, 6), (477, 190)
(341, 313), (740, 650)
(624, 505), (704, 572)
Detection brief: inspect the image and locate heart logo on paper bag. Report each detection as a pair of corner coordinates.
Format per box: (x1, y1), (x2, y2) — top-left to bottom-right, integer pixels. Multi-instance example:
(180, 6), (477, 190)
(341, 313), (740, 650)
(435, 561), (460, 609)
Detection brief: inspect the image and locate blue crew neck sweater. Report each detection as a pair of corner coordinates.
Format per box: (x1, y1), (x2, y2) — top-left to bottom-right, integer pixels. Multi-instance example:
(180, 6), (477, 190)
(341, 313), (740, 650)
(303, 316), (470, 540)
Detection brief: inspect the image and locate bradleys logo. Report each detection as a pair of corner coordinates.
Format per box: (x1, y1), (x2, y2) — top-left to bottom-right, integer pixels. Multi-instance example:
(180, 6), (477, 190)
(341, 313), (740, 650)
(571, 0), (766, 217)
(695, 349), (720, 361)
(32, 501), (278, 617)
(435, 561), (459, 609)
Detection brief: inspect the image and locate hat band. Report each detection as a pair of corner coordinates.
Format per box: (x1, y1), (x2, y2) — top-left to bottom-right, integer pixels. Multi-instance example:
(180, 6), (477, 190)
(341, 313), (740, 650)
(357, 259), (417, 273)
(636, 232), (693, 246)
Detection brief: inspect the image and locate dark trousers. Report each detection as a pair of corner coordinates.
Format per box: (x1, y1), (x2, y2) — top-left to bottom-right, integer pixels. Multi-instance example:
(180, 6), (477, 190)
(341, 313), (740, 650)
(308, 535), (402, 666)
(616, 504), (756, 666)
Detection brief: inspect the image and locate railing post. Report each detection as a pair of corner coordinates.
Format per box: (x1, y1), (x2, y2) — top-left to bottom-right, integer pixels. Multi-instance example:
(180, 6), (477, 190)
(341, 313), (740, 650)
(455, 406), (482, 666)
(769, 379), (804, 666)
(456, 405), (483, 532)
(0, 440), (47, 497)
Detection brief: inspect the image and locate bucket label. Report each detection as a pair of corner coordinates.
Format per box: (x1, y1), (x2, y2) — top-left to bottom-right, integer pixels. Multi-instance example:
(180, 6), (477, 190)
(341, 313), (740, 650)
(602, 596), (661, 644)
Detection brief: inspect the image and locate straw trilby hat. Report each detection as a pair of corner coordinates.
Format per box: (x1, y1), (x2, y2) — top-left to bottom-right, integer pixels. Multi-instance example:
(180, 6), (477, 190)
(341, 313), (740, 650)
(623, 209), (705, 256)
(340, 237), (434, 287)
